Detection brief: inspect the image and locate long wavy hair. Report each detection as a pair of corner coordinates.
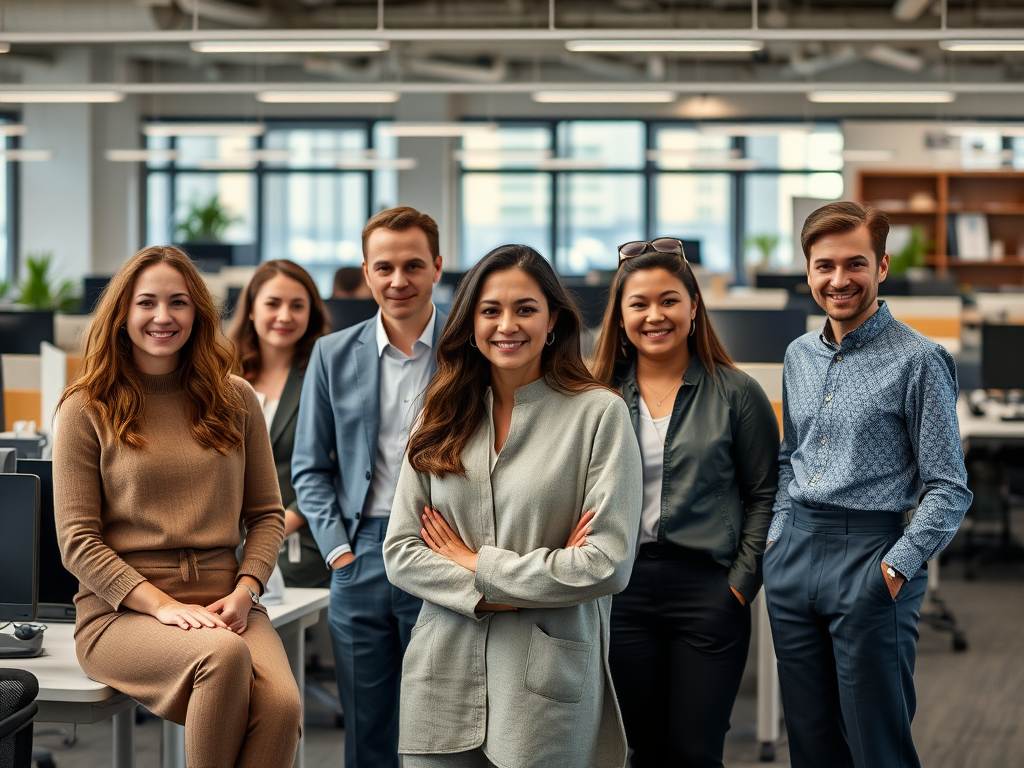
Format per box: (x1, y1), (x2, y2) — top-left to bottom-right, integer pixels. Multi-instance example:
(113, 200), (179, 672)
(408, 244), (611, 478)
(590, 251), (736, 385)
(59, 245), (246, 454)
(227, 259), (330, 383)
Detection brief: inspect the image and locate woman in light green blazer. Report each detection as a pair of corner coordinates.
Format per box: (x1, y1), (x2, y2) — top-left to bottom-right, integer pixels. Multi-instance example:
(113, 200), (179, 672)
(383, 244), (643, 768)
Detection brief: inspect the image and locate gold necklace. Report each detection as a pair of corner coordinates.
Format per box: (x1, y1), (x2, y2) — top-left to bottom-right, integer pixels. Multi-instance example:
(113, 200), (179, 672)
(640, 376), (683, 407)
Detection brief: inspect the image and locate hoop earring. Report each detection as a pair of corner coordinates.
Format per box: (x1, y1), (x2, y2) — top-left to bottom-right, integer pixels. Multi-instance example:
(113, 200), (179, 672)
(689, 320), (696, 337)
(546, 331), (555, 346)
(469, 335), (478, 348)
(619, 328), (631, 356)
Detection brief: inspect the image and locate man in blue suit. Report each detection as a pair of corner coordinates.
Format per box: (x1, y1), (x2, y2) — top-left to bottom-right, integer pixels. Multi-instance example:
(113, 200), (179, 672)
(293, 206), (446, 768)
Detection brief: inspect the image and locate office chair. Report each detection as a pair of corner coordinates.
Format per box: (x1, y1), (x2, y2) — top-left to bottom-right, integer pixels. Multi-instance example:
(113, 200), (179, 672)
(0, 668), (39, 768)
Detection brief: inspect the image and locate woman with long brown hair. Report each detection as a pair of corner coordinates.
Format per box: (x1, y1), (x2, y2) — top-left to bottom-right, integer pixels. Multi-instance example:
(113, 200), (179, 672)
(227, 259), (331, 588)
(592, 240), (779, 768)
(382, 244), (643, 768)
(53, 246), (301, 768)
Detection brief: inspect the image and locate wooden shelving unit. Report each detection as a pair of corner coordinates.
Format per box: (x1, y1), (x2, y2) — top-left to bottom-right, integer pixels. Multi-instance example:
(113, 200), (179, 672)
(857, 169), (1024, 289)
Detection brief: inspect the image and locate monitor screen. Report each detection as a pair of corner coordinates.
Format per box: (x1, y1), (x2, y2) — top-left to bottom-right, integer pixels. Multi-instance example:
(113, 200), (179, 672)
(323, 298), (380, 332)
(981, 325), (1024, 391)
(0, 473), (40, 623)
(708, 308), (809, 364)
(82, 275), (113, 314)
(0, 310), (56, 355)
(17, 459), (79, 620)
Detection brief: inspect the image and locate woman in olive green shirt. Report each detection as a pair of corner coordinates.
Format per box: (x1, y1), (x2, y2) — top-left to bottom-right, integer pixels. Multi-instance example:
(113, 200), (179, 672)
(592, 240), (779, 768)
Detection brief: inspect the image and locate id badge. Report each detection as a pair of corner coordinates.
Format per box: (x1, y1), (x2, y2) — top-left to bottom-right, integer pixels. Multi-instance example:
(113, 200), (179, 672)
(287, 531), (301, 563)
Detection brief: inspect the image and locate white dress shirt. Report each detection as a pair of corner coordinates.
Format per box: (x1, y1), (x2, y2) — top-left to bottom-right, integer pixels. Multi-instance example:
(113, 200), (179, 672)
(324, 307), (437, 566)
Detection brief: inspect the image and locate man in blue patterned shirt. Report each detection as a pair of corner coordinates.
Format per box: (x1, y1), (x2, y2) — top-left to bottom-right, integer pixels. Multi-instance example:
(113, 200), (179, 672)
(762, 201), (972, 768)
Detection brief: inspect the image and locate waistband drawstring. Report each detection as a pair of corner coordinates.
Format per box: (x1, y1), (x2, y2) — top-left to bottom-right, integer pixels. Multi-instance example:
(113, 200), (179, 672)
(178, 548), (201, 583)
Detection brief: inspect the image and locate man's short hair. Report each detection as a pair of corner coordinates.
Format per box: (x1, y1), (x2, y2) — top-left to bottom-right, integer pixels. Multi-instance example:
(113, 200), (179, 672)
(333, 266), (365, 295)
(800, 201), (889, 263)
(361, 206), (440, 261)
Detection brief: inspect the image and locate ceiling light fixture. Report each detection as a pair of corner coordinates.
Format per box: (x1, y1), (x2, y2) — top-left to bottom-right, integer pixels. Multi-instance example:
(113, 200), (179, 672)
(105, 149), (181, 163)
(257, 90), (400, 103)
(0, 124), (27, 136)
(697, 123), (815, 135)
(939, 40), (1024, 52)
(565, 39), (763, 53)
(142, 122), (266, 137)
(190, 40), (389, 54)
(942, 123), (1024, 136)
(0, 90), (124, 103)
(807, 90), (956, 103)
(838, 149), (898, 162)
(377, 122), (497, 137)
(0, 44), (10, 54)
(0, 149), (54, 161)
(532, 90), (677, 103)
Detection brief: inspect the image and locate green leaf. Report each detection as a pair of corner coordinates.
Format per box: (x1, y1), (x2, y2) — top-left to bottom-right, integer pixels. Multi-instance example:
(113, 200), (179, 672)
(16, 252), (81, 311)
(174, 194), (242, 243)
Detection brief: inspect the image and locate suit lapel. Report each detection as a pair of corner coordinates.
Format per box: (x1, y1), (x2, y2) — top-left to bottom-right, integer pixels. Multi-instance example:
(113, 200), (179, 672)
(355, 319), (382, 466)
(269, 366), (303, 448)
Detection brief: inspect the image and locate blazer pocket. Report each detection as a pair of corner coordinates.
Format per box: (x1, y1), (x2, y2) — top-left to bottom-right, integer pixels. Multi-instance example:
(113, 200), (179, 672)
(524, 625), (592, 704)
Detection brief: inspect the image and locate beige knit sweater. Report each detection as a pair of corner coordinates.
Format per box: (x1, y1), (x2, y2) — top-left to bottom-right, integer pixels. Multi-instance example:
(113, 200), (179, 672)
(53, 371), (285, 611)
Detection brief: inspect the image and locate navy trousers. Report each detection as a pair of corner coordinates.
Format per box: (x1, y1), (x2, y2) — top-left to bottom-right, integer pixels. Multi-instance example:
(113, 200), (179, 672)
(328, 517), (422, 768)
(762, 503), (928, 768)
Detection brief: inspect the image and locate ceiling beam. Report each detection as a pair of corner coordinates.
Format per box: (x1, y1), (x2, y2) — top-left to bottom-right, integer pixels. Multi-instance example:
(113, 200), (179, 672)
(892, 0), (935, 23)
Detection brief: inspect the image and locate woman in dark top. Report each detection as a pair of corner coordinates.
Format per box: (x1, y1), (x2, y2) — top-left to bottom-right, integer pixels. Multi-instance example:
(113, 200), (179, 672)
(228, 259), (332, 587)
(591, 240), (780, 768)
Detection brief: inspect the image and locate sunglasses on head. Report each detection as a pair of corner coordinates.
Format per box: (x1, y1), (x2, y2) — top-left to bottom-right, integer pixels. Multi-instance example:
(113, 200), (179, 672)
(617, 238), (689, 263)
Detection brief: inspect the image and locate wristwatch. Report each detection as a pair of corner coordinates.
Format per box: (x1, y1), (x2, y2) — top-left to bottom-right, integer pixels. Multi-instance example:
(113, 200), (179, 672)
(245, 585), (260, 605)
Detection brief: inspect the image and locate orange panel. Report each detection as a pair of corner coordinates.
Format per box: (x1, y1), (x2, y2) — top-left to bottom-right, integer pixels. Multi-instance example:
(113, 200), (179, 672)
(772, 401), (784, 439)
(899, 318), (961, 338)
(66, 355), (82, 384)
(3, 390), (42, 431)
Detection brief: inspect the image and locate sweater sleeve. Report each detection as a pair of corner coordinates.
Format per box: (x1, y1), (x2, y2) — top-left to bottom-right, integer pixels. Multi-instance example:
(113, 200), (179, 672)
(474, 397), (643, 609)
(236, 380), (287, 591)
(53, 397), (146, 611)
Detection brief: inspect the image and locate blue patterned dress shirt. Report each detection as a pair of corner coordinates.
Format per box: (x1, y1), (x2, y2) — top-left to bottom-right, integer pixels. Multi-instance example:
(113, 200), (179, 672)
(767, 301), (973, 578)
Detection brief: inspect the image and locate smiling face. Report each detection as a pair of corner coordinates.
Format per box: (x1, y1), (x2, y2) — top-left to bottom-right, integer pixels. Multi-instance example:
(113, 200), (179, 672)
(363, 226), (442, 325)
(620, 267), (696, 364)
(126, 262), (196, 375)
(806, 224), (888, 330)
(249, 273), (311, 354)
(473, 268), (557, 385)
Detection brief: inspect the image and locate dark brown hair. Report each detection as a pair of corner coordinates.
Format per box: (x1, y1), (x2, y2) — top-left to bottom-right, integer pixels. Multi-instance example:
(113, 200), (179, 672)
(59, 245), (246, 454)
(800, 201), (889, 263)
(408, 244), (612, 478)
(591, 251), (736, 385)
(361, 206), (440, 260)
(227, 260), (330, 383)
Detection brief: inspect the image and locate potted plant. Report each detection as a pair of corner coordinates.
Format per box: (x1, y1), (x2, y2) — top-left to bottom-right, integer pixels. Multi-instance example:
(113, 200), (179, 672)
(745, 233), (781, 268)
(173, 195), (256, 271)
(17, 253), (80, 312)
(887, 225), (931, 277)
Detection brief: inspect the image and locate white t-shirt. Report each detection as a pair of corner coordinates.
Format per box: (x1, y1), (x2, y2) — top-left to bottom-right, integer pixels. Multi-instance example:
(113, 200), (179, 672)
(638, 397), (670, 545)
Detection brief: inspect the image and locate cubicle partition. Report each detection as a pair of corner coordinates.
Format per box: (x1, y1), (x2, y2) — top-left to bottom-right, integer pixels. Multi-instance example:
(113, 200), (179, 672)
(709, 308), (808, 364)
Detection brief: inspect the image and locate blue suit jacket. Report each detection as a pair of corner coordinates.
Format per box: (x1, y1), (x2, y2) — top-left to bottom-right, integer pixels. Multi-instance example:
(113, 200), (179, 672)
(292, 310), (447, 561)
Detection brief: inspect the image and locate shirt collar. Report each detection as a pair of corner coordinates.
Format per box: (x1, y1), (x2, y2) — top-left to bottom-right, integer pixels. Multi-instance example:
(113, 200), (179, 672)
(819, 299), (893, 350)
(375, 304), (437, 358)
(621, 353), (706, 393)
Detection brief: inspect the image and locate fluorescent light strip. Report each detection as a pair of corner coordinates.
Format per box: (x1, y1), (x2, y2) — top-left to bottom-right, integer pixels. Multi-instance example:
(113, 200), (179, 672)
(532, 90), (676, 103)
(191, 40), (389, 54)
(257, 90), (400, 103)
(143, 123), (266, 137)
(105, 149), (181, 162)
(940, 40), (1024, 52)
(839, 149), (897, 162)
(0, 124), (27, 136)
(0, 44), (10, 54)
(0, 90), (124, 103)
(0, 149), (54, 161)
(454, 149), (555, 163)
(566, 39), (762, 53)
(808, 90), (956, 103)
(698, 123), (814, 135)
(333, 158), (417, 170)
(943, 124), (1024, 136)
(378, 122), (497, 137)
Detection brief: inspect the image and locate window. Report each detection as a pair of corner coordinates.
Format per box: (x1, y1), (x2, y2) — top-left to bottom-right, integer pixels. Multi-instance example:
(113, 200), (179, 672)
(0, 118), (14, 283)
(145, 122), (374, 296)
(458, 120), (844, 279)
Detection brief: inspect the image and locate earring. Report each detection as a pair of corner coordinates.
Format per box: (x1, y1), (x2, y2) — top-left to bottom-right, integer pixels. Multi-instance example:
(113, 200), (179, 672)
(469, 335), (478, 348)
(546, 331), (555, 346)
(619, 328), (631, 356)
(689, 320), (696, 337)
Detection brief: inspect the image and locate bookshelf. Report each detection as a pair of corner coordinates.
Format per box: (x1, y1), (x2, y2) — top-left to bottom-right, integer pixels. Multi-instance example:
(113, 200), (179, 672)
(856, 170), (1024, 288)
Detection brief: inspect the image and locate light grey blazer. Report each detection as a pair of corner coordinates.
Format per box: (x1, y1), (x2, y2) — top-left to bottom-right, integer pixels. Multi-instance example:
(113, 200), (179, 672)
(383, 377), (643, 768)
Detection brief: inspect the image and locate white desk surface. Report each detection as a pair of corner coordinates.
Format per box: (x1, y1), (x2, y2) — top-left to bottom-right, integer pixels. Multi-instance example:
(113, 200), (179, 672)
(12, 587), (329, 705)
(958, 396), (1024, 442)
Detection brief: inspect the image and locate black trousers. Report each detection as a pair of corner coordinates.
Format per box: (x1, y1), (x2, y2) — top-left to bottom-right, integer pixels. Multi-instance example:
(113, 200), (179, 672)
(609, 543), (751, 768)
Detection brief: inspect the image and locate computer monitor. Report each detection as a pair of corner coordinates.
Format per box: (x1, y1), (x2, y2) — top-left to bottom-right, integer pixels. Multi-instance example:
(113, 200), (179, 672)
(708, 308), (808, 364)
(17, 459), (78, 621)
(981, 324), (1024, 391)
(0, 310), (56, 355)
(0, 473), (40, 623)
(82, 275), (113, 314)
(323, 298), (379, 332)
(755, 273), (811, 295)
(679, 239), (701, 266)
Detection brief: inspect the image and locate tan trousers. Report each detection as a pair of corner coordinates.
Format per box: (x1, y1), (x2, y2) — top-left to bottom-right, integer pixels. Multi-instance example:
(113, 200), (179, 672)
(75, 548), (302, 768)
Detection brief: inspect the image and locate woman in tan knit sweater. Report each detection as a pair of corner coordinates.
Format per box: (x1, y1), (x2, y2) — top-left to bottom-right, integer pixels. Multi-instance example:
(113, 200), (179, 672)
(53, 246), (301, 768)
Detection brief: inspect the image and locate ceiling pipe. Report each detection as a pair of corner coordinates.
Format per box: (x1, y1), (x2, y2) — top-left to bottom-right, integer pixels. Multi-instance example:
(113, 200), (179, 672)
(892, 0), (936, 23)
(171, 0), (272, 28)
(2, 28), (1024, 44)
(402, 55), (508, 83)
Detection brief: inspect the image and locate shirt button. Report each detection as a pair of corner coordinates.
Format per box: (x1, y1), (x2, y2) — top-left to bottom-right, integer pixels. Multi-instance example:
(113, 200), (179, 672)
(836, 355), (843, 361)
(365, 471), (372, 480)
(821, 439), (826, 445)
(825, 395), (832, 402)
(403, 398), (409, 403)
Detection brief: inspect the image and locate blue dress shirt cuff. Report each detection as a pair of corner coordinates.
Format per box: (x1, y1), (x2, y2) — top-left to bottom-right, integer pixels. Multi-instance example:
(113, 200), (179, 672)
(325, 544), (352, 567)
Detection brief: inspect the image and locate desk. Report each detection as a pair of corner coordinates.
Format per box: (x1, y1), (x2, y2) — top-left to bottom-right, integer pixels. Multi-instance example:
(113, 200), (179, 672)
(8, 587), (328, 768)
